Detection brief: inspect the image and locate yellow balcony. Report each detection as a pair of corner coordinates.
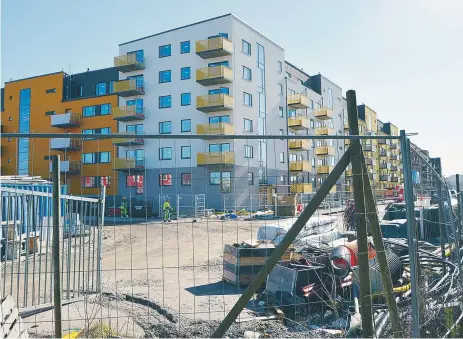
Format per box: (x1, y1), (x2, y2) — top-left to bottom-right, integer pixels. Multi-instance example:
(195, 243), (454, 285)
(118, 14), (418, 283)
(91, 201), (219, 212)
(290, 183), (313, 194)
(289, 161), (311, 172)
(344, 123), (349, 130)
(345, 169), (353, 176)
(196, 66), (233, 86)
(113, 158), (145, 172)
(317, 165), (333, 174)
(196, 94), (233, 113)
(197, 152), (235, 166)
(113, 106), (145, 121)
(114, 54), (145, 72)
(345, 186), (353, 193)
(289, 140), (311, 150)
(380, 174), (390, 182)
(113, 79), (144, 97)
(314, 108), (334, 120)
(316, 146), (335, 156)
(196, 123), (235, 135)
(315, 127), (334, 135)
(196, 37), (233, 59)
(288, 116), (309, 130)
(288, 94), (309, 109)
(113, 133), (144, 146)
(345, 139), (351, 145)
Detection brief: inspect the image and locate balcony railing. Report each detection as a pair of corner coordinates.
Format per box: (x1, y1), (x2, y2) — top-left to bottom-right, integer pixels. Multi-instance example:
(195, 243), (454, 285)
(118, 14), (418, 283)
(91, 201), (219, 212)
(197, 152), (235, 166)
(380, 175), (390, 182)
(113, 106), (145, 121)
(290, 183), (313, 194)
(113, 158), (145, 171)
(51, 112), (81, 128)
(315, 127), (334, 135)
(315, 146), (335, 156)
(113, 79), (144, 97)
(287, 94), (309, 109)
(113, 133), (144, 146)
(114, 54), (145, 72)
(289, 139), (311, 151)
(390, 154), (399, 161)
(49, 161), (81, 174)
(196, 123), (235, 135)
(196, 66), (233, 86)
(50, 138), (81, 151)
(289, 161), (311, 172)
(288, 116), (309, 130)
(196, 94), (233, 113)
(391, 176), (399, 182)
(196, 37), (233, 59)
(380, 163), (391, 170)
(317, 165), (334, 174)
(363, 144), (376, 152)
(314, 107), (334, 120)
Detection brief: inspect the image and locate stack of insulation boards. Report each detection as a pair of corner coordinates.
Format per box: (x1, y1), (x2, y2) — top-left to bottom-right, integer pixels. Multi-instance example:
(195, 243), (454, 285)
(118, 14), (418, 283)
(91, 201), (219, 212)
(223, 243), (294, 286)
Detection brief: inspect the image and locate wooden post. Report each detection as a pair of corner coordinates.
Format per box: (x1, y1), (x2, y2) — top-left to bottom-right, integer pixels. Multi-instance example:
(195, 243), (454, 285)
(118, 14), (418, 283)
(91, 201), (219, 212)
(346, 90), (373, 338)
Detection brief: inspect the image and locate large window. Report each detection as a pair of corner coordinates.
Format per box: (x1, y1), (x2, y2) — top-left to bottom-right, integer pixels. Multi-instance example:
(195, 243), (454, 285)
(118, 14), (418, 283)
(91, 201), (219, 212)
(82, 153), (96, 164)
(159, 44), (171, 57)
(242, 40), (251, 55)
(243, 92), (252, 106)
(100, 176), (111, 188)
(209, 115), (230, 124)
(101, 127), (111, 134)
(159, 147), (172, 160)
(159, 174), (172, 186)
(159, 70), (172, 83)
(181, 67), (191, 80)
(248, 172), (254, 185)
(99, 151), (111, 163)
(95, 82), (106, 95)
(126, 124), (143, 134)
(244, 118), (253, 132)
(244, 145), (253, 158)
(209, 143), (230, 153)
(242, 66), (251, 80)
(100, 103), (111, 115)
(181, 146), (191, 159)
(328, 88), (333, 108)
(82, 177), (97, 188)
(210, 171), (233, 192)
(181, 92), (191, 106)
(180, 41), (190, 54)
(18, 88), (31, 175)
(159, 121), (172, 134)
(210, 172), (221, 185)
(181, 119), (191, 132)
(181, 173), (192, 186)
(278, 106), (284, 117)
(159, 95), (172, 108)
(83, 105), (96, 117)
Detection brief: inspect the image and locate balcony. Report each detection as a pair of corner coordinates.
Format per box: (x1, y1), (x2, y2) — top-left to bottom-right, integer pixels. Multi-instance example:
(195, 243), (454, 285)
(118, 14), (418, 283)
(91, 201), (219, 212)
(345, 169), (353, 176)
(344, 123), (349, 130)
(196, 37), (233, 59)
(315, 127), (334, 135)
(113, 133), (144, 146)
(290, 183), (313, 194)
(391, 176), (399, 182)
(49, 161), (81, 174)
(51, 112), (80, 128)
(316, 146), (335, 156)
(288, 116), (309, 130)
(345, 139), (351, 146)
(196, 123), (235, 135)
(113, 106), (145, 121)
(197, 152), (235, 166)
(317, 165), (334, 174)
(289, 140), (311, 151)
(379, 150), (389, 157)
(380, 163), (390, 170)
(196, 94), (233, 113)
(363, 144), (376, 152)
(287, 94), (309, 109)
(391, 164), (398, 171)
(380, 175), (390, 182)
(50, 138), (81, 151)
(289, 161), (311, 172)
(390, 154), (399, 161)
(114, 54), (145, 73)
(196, 66), (233, 86)
(314, 108), (334, 120)
(113, 79), (144, 97)
(113, 158), (145, 172)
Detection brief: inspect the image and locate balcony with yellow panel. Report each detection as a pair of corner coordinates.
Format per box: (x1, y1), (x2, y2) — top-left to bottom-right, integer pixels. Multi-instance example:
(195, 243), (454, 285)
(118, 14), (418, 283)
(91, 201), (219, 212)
(379, 149), (389, 158)
(316, 146), (335, 156)
(197, 152), (235, 166)
(113, 106), (145, 121)
(363, 144), (376, 152)
(196, 66), (233, 86)
(288, 116), (309, 130)
(114, 54), (145, 73)
(345, 139), (351, 146)
(344, 123), (349, 130)
(196, 123), (235, 135)
(289, 161), (311, 172)
(287, 94), (309, 109)
(113, 158), (145, 172)
(113, 79), (144, 97)
(113, 133), (144, 146)
(196, 37), (233, 59)
(289, 139), (311, 151)
(290, 183), (313, 193)
(314, 107), (334, 120)
(317, 165), (333, 174)
(315, 127), (334, 135)
(196, 94), (233, 113)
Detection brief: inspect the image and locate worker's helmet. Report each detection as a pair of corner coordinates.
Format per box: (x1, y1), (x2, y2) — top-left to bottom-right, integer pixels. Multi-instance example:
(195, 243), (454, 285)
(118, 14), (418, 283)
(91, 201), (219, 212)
(165, 197), (170, 201)
(123, 196), (126, 200)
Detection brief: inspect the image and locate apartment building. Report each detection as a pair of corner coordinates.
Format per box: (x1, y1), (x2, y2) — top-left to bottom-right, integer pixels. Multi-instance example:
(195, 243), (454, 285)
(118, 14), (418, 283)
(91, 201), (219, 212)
(1, 68), (119, 196)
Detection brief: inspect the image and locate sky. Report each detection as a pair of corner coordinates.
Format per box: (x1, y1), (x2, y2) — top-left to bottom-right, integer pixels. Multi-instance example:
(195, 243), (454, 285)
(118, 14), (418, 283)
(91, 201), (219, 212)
(1, 0), (462, 175)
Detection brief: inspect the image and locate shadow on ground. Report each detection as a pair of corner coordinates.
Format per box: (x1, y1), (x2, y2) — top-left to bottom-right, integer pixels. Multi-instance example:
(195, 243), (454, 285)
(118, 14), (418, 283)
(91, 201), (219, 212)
(185, 281), (244, 296)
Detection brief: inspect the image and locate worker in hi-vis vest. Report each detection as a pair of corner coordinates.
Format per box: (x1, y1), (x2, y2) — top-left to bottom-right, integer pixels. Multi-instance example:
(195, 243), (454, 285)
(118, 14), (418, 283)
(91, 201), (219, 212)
(163, 197), (172, 222)
(120, 197), (129, 219)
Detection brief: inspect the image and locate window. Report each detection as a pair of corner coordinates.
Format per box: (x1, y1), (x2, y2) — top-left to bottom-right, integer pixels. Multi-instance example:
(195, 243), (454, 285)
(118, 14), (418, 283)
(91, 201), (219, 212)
(159, 147), (172, 160)
(45, 111), (55, 116)
(244, 118), (253, 132)
(210, 172), (221, 185)
(82, 153), (96, 164)
(208, 61), (229, 67)
(181, 173), (192, 186)
(181, 146), (191, 159)
(288, 109), (296, 117)
(278, 106), (284, 117)
(159, 70), (172, 83)
(310, 119), (314, 128)
(243, 92), (252, 106)
(280, 152), (285, 163)
(242, 40), (251, 55)
(278, 83), (283, 95)
(244, 145), (253, 158)
(126, 124), (143, 134)
(312, 158), (316, 167)
(159, 121), (172, 134)
(159, 174), (172, 186)
(109, 81), (114, 94)
(159, 95), (172, 108)
(46, 88), (56, 93)
(181, 67), (191, 80)
(181, 92), (191, 106)
(277, 61), (282, 72)
(181, 119), (191, 132)
(126, 175), (144, 193)
(82, 129), (95, 140)
(100, 176), (111, 188)
(81, 177), (97, 188)
(280, 175), (285, 184)
(159, 44), (171, 57)
(101, 103), (111, 115)
(209, 115), (230, 124)
(328, 88), (333, 108)
(221, 172), (231, 192)
(95, 82), (106, 95)
(181, 41), (190, 54)
(208, 87), (229, 95)
(209, 143), (230, 152)
(100, 127), (111, 134)
(242, 66), (251, 80)
(83, 105), (96, 117)
(248, 172), (254, 185)
(99, 151), (111, 163)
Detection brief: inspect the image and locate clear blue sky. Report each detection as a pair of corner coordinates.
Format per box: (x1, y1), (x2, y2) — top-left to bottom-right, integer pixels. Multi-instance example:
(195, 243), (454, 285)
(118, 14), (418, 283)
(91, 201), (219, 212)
(2, 0), (462, 175)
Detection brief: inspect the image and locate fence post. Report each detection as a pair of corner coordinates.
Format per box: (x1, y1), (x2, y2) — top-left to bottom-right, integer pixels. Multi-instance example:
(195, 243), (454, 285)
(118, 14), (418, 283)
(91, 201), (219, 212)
(177, 195), (180, 220)
(97, 185), (106, 293)
(51, 155), (62, 339)
(456, 174), (461, 254)
(436, 177), (447, 274)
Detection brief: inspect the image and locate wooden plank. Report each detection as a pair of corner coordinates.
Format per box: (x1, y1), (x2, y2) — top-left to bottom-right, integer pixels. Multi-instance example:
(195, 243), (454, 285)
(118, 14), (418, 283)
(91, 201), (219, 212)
(223, 269), (254, 286)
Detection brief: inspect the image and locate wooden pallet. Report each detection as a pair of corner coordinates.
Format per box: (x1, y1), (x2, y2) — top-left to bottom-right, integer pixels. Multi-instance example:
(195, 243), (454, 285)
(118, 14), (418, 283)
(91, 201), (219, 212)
(1, 296), (29, 338)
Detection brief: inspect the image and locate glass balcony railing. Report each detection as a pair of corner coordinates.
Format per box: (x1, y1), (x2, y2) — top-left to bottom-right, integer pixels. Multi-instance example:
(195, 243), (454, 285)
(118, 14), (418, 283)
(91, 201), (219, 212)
(287, 94), (309, 109)
(289, 140), (311, 150)
(196, 37), (233, 59)
(49, 161), (81, 174)
(290, 183), (313, 193)
(113, 106), (145, 121)
(113, 158), (145, 171)
(196, 123), (234, 135)
(196, 66), (233, 86)
(314, 107), (334, 120)
(196, 94), (233, 113)
(113, 132), (144, 146)
(288, 116), (309, 130)
(50, 138), (81, 151)
(114, 54), (145, 72)
(315, 146), (335, 156)
(197, 152), (235, 166)
(289, 161), (311, 172)
(317, 165), (334, 174)
(51, 112), (81, 128)
(113, 79), (144, 97)
(315, 127), (334, 135)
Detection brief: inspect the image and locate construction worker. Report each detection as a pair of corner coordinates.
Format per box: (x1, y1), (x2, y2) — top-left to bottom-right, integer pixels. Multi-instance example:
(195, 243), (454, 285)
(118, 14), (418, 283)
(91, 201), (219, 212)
(120, 197), (129, 219)
(163, 197), (172, 222)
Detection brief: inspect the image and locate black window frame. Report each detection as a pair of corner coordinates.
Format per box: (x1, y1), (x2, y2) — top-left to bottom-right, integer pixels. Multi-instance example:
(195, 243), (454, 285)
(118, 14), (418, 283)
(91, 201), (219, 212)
(181, 119), (191, 132)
